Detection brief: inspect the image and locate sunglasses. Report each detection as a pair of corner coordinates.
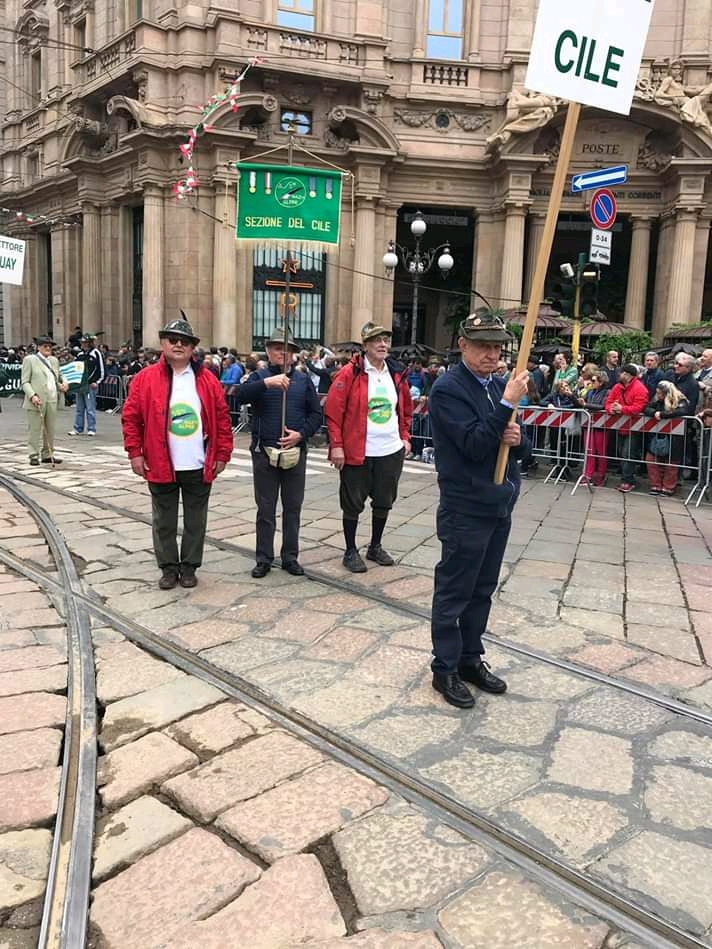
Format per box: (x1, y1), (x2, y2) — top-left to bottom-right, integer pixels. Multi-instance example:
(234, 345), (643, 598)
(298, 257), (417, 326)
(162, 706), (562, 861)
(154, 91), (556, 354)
(165, 335), (192, 346)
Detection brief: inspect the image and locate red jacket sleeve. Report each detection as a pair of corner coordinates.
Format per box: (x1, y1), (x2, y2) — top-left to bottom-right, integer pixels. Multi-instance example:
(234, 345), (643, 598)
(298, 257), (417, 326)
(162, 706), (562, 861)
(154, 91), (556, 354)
(121, 371), (145, 459)
(621, 380), (650, 415)
(604, 383), (622, 413)
(324, 364), (352, 451)
(398, 379), (414, 441)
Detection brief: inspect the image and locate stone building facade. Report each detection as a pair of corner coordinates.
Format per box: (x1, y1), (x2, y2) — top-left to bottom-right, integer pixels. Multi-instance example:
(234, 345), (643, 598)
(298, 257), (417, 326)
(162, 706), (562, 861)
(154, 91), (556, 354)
(3, 0), (712, 349)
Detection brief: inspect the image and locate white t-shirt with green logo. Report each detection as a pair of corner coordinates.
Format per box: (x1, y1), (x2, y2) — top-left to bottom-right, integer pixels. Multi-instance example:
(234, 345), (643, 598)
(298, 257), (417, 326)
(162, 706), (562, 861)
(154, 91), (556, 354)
(364, 358), (403, 458)
(168, 366), (205, 471)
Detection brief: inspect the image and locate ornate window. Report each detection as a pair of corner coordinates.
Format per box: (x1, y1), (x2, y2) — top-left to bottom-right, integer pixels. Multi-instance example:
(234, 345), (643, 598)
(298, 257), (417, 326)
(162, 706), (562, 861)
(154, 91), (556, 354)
(252, 245), (325, 349)
(426, 0), (463, 60)
(280, 109), (312, 135)
(276, 0), (315, 33)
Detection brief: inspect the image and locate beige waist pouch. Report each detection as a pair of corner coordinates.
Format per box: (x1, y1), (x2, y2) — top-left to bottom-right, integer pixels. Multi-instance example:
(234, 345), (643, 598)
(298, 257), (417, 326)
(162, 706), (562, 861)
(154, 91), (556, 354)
(264, 446), (301, 469)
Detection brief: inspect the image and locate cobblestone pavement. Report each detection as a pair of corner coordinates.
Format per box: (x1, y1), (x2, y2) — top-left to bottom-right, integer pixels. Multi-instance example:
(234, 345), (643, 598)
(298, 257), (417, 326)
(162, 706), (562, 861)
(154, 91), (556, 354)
(0, 399), (711, 948)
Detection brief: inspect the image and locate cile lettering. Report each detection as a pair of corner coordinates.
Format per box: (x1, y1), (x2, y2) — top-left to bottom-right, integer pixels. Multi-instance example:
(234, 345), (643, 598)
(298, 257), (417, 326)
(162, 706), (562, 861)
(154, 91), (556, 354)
(554, 30), (625, 89)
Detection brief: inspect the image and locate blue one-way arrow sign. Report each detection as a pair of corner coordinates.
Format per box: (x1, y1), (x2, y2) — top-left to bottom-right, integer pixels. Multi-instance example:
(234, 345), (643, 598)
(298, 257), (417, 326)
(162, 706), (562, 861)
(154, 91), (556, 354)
(571, 165), (629, 194)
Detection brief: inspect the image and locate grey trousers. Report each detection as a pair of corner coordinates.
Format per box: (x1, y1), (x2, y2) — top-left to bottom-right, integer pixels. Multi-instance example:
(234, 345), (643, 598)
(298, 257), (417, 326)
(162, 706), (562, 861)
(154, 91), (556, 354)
(251, 446), (307, 565)
(148, 469), (212, 573)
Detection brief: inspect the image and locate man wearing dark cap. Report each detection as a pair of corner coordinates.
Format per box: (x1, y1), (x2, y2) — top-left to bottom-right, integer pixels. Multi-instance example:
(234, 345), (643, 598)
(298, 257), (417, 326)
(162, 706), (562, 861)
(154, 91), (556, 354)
(121, 315), (233, 589)
(236, 327), (322, 578)
(325, 321), (413, 573)
(21, 337), (68, 465)
(67, 333), (104, 436)
(604, 364), (649, 493)
(428, 312), (529, 708)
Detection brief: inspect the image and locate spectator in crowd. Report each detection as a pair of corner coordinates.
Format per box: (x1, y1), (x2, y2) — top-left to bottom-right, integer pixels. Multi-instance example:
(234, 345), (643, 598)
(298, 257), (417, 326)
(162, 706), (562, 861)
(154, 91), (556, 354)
(407, 358), (427, 392)
(121, 315), (233, 589)
(21, 337), (69, 465)
(665, 352), (700, 409)
(541, 379), (578, 480)
(577, 369), (609, 486)
(67, 333), (104, 436)
(201, 351), (221, 379)
(605, 364), (650, 493)
(220, 354), (243, 387)
(428, 311), (528, 709)
(696, 348), (712, 386)
(601, 349), (621, 388)
(551, 351), (578, 392)
(526, 355), (547, 400)
(325, 322), (413, 574)
(237, 328), (322, 579)
(644, 380), (689, 496)
(640, 351), (664, 398)
(68, 325), (83, 347)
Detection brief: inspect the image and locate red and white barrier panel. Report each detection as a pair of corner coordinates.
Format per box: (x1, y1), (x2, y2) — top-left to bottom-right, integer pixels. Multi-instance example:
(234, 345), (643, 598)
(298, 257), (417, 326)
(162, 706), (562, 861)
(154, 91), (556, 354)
(587, 412), (686, 436)
(518, 408), (580, 429)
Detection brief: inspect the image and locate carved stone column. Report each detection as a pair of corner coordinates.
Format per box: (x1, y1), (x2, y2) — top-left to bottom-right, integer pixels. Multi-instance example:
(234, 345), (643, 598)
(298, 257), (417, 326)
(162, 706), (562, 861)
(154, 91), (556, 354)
(212, 183), (238, 347)
(351, 196), (377, 340)
(412, 0), (426, 55)
(665, 209), (698, 331)
(81, 203), (102, 330)
(651, 214), (674, 344)
(623, 217), (652, 330)
(499, 204), (527, 308)
(142, 185), (165, 347)
(524, 212), (545, 303)
(690, 216), (712, 322)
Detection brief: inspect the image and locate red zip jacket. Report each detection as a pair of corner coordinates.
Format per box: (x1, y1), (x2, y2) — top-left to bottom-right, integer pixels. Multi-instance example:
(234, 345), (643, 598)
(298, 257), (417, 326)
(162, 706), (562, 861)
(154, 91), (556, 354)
(604, 377), (649, 416)
(325, 355), (413, 466)
(122, 357), (233, 483)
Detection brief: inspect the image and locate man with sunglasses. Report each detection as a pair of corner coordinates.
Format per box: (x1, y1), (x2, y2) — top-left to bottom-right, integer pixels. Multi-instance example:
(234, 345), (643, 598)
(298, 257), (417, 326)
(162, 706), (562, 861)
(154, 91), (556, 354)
(121, 314), (233, 589)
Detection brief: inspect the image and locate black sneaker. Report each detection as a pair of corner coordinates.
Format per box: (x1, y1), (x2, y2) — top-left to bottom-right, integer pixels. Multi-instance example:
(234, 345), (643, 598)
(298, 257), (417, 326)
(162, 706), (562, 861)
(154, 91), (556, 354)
(366, 544), (395, 566)
(459, 661), (507, 694)
(432, 673), (475, 708)
(342, 548), (367, 573)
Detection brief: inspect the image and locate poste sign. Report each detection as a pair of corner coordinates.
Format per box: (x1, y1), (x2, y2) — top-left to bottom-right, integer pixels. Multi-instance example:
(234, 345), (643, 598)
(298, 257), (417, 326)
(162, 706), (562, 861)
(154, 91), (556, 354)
(0, 235), (26, 286)
(525, 0), (656, 116)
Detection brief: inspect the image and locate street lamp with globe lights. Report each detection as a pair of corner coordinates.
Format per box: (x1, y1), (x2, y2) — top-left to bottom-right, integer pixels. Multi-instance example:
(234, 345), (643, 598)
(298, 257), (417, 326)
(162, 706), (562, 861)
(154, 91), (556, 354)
(383, 211), (454, 346)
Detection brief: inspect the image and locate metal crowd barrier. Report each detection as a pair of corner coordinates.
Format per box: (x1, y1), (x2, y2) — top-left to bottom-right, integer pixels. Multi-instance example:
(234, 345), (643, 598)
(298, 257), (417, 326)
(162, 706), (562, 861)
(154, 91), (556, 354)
(225, 387), (251, 434)
(686, 424), (711, 508)
(96, 376), (127, 414)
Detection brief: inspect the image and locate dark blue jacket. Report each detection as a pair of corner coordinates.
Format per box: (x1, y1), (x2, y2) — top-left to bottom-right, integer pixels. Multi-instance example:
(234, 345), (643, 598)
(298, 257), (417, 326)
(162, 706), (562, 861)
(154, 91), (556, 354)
(429, 363), (527, 517)
(237, 364), (322, 450)
(640, 367), (664, 399)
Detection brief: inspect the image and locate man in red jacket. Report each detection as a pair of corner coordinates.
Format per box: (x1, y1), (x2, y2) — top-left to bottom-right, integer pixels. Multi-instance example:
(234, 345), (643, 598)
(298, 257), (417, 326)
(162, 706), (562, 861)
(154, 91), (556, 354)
(604, 363), (649, 493)
(122, 315), (233, 589)
(325, 322), (413, 573)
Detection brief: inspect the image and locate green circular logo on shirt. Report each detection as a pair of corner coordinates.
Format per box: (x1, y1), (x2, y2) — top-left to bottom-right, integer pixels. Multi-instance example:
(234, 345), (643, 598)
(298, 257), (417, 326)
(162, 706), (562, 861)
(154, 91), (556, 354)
(170, 403), (199, 437)
(367, 395), (393, 425)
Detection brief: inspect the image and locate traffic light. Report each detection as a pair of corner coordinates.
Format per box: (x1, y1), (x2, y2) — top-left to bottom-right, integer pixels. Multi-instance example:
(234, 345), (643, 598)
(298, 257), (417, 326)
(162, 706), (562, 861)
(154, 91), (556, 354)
(550, 276), (576, 316)
(580, 262), (600, 317)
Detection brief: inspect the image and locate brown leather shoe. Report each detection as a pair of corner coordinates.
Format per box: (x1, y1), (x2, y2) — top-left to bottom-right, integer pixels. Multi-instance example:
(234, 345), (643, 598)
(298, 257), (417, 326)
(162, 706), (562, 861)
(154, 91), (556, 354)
(158, 572), (178, 590)
(179, 569), (197, 588)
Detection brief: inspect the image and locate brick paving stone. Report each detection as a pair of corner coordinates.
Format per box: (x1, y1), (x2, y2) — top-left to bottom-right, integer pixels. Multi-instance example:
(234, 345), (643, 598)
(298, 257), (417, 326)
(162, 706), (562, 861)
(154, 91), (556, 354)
(683, 679), (712, 711)
(567, 642), (644, 673)
(502, 791), (629, 865)
(0, 646), (65, 673)
(0, 631), (36, 650)
(509, 560), (571, 580)
(505, 664), (593, 701)
(163, 730), (323, 822)
(1, 609), (63, 630)
(93, 795), (192, 881)
(96, 651), (186, 704)
(255, 659), (345, 700)
(303, 627), (381, 662)
(217, 761), (388, 862)
(683, 582), (712, 613)
(298, 593), (369, 614)
(439, 869), (609, 949)
(565, 689), (672, 735)
(499, 576), (564, 601)
(625, 579), (685, 607)
(258, 609), (336, 643)
(0, 829), (51, 910)
(644, 765), (712, 831)
(622, 656), (712, 690)
(0, 729), (61, 775)
(154, 853), (345, 949)
(0, 927), (41, 948)
(200, 638), (299, 676)
(387, 624), (431, 651)
(0, 692), (65, 736)
(422, 749), (541, 810)
(559, 607), (625, 639)
(379, 575), (435, 601)
(0, 593), (51, 612)
(341, 606), (411, 631)
(477, 700), (560, 747)
(648, 729), (712, 768)
(100, 676), (225, 750)
(0, 768), (60, 831)
(355, 711), (461, 759)
(288, 933), (442, 949)
(164, 701), (255, 755)
(98, 731), (199, 809)
(589, 831), (712, 930)
(293, 679), (401, 728)
(626, 623), (701, 664)
(355, 644), (430, 689)
(626, 601), (690, 632)
(90, 827), (261, 949)
(333, 806), (489, 915)
(0, 664), (66, 697)
(219, 595), (291, 623)
(548, 728), (633, 794)
(562, 586), (624, 614)
(166, 619), (251, 651)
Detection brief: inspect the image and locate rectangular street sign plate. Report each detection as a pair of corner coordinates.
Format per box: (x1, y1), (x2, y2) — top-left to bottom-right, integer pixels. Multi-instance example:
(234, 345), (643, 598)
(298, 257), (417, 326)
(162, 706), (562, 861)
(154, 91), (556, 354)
(572, 165), (628, 192)
(525, 0), (656, 116)
(590, 227), (612, 265)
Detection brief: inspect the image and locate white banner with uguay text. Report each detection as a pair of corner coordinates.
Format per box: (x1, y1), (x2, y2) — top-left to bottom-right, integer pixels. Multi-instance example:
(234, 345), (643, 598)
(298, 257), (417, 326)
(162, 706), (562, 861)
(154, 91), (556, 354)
(0, 235), (26, 286)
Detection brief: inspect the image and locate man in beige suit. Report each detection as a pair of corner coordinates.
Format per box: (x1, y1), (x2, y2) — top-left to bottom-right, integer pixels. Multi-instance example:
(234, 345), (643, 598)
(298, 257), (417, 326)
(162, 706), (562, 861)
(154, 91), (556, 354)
(21, 337), (68, 466)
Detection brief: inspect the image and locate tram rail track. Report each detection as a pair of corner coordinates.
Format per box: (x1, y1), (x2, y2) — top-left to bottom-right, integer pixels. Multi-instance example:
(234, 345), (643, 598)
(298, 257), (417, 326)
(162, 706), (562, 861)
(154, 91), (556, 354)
(4, 464), (712, 728)
(1, 473), (711, 949)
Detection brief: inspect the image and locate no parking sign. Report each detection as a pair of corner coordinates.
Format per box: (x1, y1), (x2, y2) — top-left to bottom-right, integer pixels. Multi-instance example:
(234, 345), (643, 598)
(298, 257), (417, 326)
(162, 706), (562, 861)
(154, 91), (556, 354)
(590, 188), (617, 230)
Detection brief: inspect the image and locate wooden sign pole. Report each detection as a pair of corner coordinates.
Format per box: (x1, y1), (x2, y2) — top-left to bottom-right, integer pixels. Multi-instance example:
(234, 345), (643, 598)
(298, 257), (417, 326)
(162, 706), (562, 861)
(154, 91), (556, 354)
(494, 100), (581, 484)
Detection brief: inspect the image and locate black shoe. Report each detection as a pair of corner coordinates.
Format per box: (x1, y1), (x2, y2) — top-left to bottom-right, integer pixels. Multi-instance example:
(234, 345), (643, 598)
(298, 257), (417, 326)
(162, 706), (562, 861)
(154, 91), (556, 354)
(29, 458), (40, 466)
(41, 457), (62, 464)
(366, 544), (395, 566)
(459, 661), (507, 694)
(432, 672), (475, 709)
(179, 568), (197, 588)
(159, 571), (179, 590)
(281, 560), (304, 576)
(343, 548), (367, 573)
(251, 562), (271, 578)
